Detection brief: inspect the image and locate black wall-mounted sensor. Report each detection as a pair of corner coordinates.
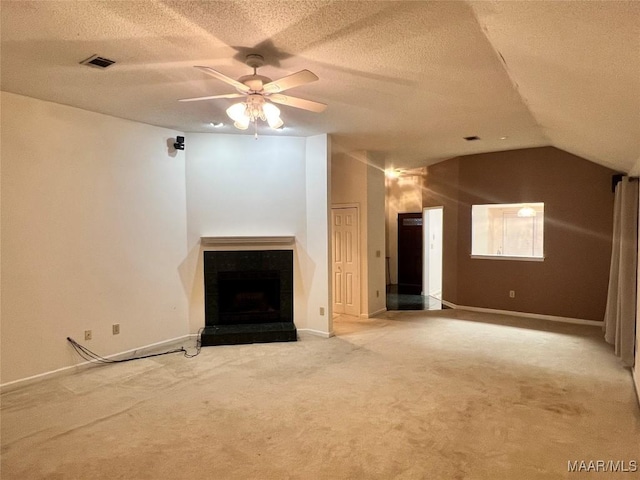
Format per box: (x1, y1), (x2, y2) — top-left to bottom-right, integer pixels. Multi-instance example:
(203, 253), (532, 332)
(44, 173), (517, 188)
(174, 136), (185, 150)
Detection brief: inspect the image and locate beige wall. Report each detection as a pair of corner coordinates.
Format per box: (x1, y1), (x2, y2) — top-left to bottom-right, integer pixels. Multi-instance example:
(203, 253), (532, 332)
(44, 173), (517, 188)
(635, 180), (640, 404)
(366, 153), (387, 315)
(386, 172), (424, 285)
(331, 151), (386, 317)
(629, 153), (640, 401)
(632, 153), (640, 404)
(423, 147), (616, 321)
(1, 92), (189, 384)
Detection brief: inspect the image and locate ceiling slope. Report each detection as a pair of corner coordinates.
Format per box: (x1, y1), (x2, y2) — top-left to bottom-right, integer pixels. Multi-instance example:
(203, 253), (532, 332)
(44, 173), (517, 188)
(471, 0), (640, 173)
(1, 1), (638, 172)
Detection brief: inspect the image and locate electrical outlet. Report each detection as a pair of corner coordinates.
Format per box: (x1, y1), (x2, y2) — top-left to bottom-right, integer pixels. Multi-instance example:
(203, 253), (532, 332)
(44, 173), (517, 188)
(84, 330), (92, 341)
(112, 324), (120, 335)
(509, 290), (516, 298)
(319, 307), (325, 316)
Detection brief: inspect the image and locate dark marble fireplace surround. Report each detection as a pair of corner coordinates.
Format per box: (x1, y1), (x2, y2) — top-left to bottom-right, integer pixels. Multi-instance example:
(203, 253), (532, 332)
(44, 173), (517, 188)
(202, 250), (297, 346)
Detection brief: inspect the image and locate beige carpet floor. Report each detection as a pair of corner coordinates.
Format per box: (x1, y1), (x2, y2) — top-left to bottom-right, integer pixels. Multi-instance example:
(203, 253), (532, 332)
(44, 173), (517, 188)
(1, 309), (639, 479)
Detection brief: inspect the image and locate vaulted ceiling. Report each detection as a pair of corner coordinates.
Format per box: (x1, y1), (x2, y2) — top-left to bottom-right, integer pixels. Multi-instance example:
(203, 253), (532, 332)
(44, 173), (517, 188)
(1, 1), (638, 172)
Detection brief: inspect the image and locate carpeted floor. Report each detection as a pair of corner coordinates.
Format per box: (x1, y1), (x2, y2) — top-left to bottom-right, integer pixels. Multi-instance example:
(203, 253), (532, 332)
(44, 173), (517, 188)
(1, 309), (639, 479)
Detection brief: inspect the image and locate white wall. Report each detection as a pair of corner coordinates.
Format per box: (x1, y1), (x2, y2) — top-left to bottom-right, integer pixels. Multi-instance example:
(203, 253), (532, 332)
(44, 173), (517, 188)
(185, 134), (307, 242)
(184, 133), (330, 334)
(630, 156), (640, 177)
(1, 94), (332, 385)
(423, 207), (443, 298)
(1, 92), (189, 384)
(303, 135), (332, 333)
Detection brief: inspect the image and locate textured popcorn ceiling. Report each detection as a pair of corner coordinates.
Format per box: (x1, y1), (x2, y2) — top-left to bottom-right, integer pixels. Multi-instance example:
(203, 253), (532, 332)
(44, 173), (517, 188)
(1, 1), (638, 171)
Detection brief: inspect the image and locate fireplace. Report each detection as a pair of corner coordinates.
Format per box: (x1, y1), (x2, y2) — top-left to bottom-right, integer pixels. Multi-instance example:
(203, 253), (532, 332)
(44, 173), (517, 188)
(202, 250), (296, 346)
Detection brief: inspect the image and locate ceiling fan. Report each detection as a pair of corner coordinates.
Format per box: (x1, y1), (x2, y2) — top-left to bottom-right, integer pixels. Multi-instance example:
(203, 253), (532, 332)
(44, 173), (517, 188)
(179, 54), (327, 131)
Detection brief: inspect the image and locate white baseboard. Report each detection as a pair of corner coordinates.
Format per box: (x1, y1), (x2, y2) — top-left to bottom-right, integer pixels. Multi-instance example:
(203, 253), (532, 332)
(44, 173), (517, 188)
(360, 307), (387, 319)
(297, 328), (334, 338)
(441, 299), (457, 309)
(0, 334), (193, 392)
(442, 301), (602, 327)
(633, 368), (640, 409)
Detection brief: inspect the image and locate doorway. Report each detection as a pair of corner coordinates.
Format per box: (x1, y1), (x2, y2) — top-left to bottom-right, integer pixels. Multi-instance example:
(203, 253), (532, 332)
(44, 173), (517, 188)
(331, 206), (360, 316)
(423, 207), (443, 300)
(387, 210), (442, 311)
(397, 212), (423, 295)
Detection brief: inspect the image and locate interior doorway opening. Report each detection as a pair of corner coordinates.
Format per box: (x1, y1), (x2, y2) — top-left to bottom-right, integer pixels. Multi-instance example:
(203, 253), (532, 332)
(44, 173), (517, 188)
(397, 212), (423, 294)
(389, 211), (441, 311)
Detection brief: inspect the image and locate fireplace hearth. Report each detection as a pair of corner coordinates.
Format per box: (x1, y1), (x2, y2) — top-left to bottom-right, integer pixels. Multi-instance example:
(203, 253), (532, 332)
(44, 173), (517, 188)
(202, 250), (296, 346)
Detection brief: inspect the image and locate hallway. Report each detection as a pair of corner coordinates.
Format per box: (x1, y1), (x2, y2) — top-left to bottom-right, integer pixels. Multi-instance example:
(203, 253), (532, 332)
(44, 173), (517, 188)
(386, 284), (442, 311)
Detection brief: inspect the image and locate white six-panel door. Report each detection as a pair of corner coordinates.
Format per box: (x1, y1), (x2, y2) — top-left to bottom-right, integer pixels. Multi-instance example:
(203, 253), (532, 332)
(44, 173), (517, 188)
(332, 207), (360, 316)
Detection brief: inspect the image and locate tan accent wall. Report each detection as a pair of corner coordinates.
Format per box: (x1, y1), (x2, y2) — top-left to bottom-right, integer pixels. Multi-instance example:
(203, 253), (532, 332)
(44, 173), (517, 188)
(423, 147), (616, 321)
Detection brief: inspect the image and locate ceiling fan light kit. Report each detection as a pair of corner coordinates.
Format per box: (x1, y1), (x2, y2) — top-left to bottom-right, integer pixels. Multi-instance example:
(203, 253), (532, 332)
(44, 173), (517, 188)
(180, 54), (326, 135)
(226, 94), (283, 131)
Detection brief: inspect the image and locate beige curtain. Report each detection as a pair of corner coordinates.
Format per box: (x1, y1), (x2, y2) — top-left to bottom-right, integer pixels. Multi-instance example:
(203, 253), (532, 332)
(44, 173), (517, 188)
(604, 176), (638, 366)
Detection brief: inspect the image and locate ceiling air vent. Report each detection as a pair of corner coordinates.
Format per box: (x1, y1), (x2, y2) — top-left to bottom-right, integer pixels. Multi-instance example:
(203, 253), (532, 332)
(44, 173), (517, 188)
(79, 54), (116, 69)
(463, 136), (480, 141)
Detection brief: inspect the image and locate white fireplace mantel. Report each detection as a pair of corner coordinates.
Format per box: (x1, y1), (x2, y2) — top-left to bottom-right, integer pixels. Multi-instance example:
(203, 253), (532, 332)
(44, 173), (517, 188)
(200, 236), (296, 246)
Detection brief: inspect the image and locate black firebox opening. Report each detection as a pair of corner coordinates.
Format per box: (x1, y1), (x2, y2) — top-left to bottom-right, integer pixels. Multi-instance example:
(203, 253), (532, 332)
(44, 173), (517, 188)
(218, 271), (280, 325)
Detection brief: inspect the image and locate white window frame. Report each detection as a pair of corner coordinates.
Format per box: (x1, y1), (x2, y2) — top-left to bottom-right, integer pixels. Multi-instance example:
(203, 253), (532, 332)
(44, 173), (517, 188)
(470, 202), (545, 262)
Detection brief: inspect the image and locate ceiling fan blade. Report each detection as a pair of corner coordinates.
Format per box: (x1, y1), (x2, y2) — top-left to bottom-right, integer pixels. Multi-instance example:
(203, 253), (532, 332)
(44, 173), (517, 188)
(262, 70), (319, 94)
(179, 93), (245, 102)
(194, 66), (250, 93)
(269, 94), (327, 113)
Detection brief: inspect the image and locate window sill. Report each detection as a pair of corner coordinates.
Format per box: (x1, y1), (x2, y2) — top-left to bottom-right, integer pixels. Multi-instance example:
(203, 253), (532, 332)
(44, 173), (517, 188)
(470, 254), (544, 262)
